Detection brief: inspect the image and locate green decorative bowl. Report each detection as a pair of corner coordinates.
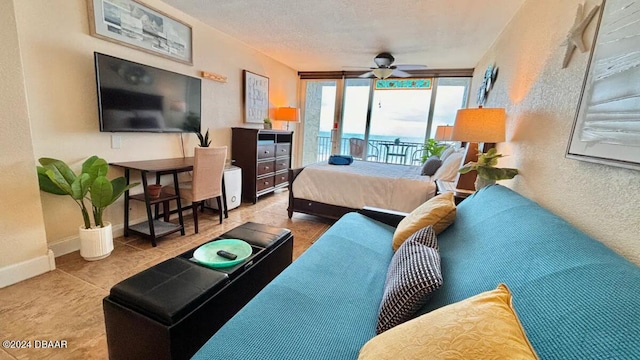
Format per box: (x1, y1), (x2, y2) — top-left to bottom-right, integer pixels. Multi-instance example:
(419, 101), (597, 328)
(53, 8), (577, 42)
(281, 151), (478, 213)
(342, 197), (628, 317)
(193, 239), (253, 268)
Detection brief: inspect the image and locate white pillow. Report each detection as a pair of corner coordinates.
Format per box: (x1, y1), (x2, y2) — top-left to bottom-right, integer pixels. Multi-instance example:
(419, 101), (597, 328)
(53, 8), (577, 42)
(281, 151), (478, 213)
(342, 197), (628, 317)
(439, 146), (456, 162)
(433, 151), (464, 181)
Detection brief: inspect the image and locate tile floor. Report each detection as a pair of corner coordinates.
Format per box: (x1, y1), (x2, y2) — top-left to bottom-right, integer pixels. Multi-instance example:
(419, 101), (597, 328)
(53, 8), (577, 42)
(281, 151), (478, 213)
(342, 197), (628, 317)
(0, 191), (332, 360)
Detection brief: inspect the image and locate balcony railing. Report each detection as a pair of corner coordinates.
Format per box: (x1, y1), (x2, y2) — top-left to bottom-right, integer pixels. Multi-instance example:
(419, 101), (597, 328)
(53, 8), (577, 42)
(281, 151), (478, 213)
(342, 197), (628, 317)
(316, 136), (425, 165)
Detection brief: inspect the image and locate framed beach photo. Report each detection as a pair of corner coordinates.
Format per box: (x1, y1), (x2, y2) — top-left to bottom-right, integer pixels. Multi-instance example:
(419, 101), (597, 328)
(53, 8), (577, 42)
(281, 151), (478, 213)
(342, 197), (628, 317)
(566, 0), (640, 171)
(87, 0), (193, 65)
(243, 70), (269, 124)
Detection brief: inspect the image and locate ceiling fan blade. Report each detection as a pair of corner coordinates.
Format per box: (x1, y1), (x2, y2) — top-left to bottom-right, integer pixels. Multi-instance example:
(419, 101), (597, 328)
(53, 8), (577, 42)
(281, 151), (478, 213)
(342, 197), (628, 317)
(392, 69), (412, 78)
(394, 65), (428, 70)
(358, 71), (375, 78)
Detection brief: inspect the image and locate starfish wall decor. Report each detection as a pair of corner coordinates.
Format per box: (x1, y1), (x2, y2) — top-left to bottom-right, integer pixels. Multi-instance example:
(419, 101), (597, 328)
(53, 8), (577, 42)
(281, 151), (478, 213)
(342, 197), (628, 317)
(561, 2), (601, 69)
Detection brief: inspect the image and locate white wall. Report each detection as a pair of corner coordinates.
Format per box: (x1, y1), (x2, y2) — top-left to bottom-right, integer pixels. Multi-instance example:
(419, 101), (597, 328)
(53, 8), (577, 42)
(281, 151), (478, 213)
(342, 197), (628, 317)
(0, 0), (298, 286)
(472, 0), (640, 264)
(0, 0), (50, 269)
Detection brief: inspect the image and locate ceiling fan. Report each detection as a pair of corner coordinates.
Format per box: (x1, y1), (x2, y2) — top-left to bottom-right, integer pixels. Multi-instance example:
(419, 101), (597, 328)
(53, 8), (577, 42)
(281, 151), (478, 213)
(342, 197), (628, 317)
(357, 52), (428, 79)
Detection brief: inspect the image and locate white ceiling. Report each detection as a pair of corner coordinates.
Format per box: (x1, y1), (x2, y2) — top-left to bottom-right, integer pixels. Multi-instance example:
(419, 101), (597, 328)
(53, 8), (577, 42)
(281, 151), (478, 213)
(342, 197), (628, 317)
(162, 0), (525, 72)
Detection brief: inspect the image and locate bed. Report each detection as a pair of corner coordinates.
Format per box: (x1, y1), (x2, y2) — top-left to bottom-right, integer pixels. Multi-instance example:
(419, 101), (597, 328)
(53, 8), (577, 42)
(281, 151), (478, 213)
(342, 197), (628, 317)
(287, 160), (438, 220)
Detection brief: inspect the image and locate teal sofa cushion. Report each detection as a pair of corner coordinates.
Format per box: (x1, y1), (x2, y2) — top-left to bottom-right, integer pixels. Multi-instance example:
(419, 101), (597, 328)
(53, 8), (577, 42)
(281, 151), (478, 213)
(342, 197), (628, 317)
(420, 185), (640, 359)
(192, 213), (395, 360)
(193, 185), (640, 360)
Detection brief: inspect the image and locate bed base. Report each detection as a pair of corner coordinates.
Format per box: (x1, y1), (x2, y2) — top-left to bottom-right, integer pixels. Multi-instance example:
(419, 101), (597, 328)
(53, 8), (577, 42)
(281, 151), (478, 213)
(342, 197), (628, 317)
(288, 168), (357, 220)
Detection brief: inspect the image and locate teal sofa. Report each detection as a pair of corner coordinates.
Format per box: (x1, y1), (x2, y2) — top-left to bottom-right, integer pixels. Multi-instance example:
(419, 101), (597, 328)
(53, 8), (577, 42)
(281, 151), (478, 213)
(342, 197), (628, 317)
(192, 185), (640, 359)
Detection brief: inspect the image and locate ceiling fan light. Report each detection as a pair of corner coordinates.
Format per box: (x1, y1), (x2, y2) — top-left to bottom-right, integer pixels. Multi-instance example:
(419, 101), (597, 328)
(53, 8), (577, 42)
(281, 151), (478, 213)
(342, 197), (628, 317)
(372, 68), (394, 79)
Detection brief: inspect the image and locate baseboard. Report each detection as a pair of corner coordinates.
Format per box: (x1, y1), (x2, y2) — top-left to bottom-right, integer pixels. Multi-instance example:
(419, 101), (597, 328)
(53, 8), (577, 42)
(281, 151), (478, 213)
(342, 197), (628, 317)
(0, 250), (56, 288)
(48, 220), (139, 257)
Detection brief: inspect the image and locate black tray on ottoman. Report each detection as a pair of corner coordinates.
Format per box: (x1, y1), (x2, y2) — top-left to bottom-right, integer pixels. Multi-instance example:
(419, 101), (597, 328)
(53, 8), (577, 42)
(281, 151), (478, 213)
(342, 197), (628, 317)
(103, 222), (293, 360)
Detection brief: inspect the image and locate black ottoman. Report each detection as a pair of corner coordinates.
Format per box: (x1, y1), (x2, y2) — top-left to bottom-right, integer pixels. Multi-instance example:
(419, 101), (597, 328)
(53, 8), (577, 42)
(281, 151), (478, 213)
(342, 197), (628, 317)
(103, 222), (293, 360)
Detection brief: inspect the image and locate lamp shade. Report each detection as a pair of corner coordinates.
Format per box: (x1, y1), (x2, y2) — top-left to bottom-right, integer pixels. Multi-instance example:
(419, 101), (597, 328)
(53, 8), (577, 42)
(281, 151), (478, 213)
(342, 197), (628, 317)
(450, 108), (506, 143)
(275, 107), (300, 122)
(434, 125), (453, 141)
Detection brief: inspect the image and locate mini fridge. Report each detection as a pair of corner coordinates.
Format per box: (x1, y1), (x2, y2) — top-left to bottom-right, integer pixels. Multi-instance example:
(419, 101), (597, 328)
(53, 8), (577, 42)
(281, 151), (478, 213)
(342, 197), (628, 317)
(207, 165), (242, 211)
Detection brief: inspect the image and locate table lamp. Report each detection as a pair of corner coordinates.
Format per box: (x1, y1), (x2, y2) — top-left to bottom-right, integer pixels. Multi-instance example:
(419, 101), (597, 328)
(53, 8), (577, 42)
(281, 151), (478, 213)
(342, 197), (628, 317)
(275, 107), (300, 130)
(450, 107), (505, 191)
(434, 125), (454, 141)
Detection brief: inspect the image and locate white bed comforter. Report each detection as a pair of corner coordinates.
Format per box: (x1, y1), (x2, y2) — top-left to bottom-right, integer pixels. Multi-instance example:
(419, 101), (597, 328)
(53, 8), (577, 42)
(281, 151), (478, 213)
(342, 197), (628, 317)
(292, 160), (436, 213)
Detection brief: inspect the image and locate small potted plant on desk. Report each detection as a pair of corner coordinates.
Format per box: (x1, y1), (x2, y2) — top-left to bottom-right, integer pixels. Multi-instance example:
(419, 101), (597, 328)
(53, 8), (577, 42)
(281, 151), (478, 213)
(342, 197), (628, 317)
(37, 156), (139, 261)
(263, 118), (272, 130)
(195, 128), (211, 147)
(458, 148), (519, 190)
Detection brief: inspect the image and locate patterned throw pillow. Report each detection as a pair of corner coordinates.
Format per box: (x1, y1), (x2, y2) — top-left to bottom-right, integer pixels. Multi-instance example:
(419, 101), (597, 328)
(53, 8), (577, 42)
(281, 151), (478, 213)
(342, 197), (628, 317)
(376, 226), (442, 334)
(421, 156), (442, 176)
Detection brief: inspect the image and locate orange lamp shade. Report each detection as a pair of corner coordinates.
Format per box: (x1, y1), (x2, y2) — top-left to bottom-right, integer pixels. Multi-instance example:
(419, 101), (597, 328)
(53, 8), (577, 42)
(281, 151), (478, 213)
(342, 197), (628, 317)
(450, 108), (506, 143)
(434, 125), (454, 141)
(275, 107), (300, 122)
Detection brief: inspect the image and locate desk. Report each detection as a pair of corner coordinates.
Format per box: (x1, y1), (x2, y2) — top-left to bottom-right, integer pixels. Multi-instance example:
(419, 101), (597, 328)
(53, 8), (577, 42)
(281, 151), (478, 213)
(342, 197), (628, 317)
(111, 157), (228, 246)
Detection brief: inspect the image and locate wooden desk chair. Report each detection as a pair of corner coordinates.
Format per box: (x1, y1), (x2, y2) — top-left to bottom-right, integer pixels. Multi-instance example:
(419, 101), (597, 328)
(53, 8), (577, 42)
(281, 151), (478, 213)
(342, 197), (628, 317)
(163, 146), (227, 233)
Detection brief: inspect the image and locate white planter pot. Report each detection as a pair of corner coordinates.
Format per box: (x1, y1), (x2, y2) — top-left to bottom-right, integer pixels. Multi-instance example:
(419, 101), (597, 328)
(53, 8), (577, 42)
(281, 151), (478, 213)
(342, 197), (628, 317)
(79, 222), (114, 261)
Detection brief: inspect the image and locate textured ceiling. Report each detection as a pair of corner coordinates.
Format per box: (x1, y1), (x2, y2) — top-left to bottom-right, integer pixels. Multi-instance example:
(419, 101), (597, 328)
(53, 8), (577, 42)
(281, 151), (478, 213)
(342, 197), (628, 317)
(162, 0), (525, 71)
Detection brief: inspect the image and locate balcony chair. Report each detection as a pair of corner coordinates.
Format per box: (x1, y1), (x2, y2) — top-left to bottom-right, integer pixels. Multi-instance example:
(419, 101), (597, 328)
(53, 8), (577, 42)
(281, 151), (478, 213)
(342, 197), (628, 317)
(349, 138), (379, 160)
(163, 146), (227, 233)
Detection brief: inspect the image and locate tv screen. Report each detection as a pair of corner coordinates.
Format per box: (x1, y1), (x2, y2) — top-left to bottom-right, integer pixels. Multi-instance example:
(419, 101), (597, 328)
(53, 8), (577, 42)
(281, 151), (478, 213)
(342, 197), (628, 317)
(94, 52), (201, 133)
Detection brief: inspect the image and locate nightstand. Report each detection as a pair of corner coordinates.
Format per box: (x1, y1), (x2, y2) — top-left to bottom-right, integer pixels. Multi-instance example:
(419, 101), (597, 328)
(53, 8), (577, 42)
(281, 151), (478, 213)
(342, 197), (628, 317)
(435, 179), (475, 205)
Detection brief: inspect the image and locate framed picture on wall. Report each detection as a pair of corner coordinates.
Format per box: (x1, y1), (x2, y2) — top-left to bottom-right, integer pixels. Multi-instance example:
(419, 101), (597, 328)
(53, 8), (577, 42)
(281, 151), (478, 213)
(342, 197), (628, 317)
(566, 0), (640, 171)
(243, 70), (269, 124)
(87, 0), (193, 65)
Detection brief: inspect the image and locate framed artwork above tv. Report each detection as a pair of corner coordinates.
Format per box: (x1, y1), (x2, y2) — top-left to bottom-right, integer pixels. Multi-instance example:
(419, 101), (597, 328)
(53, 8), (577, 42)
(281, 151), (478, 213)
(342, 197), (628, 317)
(87, 0), (193, 65)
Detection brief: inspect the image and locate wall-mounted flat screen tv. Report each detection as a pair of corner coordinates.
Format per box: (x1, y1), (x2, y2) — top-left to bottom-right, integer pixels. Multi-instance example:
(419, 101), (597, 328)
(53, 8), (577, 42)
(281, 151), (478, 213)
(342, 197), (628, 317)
(94, 52), (201, 133)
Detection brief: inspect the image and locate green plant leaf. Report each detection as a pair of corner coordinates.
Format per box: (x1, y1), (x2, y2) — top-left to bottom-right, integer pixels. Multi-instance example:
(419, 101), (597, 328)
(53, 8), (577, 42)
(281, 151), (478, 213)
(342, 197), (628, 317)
(458, 165), (475, 174)
(37, 166), (68, 195)
(39, 158), (76, 189)
(107, 177), (139, 207)
(476, 166), (519, 180)
(83, 156), (108, 183)
(42, 167), (75, 195)
(90, 176), (114, 210)
(71, 173), (91, 200)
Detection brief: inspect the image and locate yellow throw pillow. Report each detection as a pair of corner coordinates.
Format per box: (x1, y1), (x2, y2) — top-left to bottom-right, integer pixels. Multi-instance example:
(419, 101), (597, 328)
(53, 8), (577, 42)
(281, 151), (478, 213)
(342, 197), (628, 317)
(358, 284), (539, 360)
(392, 192), (456, 251)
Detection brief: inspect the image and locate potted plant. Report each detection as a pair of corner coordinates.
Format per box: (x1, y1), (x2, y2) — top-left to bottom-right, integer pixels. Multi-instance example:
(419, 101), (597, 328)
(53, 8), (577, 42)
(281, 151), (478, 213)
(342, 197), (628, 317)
(420, 139), (448, 163)
(458, 148), (519, 190)
(37, 156), (139, 261)
(195, 128), (211, 147)
(263, 118), (272, 130)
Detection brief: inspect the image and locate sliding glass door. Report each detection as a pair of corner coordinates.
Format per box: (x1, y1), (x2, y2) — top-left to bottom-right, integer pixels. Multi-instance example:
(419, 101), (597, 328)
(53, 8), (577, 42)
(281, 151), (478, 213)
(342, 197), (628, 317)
(299, 77), (470, 166)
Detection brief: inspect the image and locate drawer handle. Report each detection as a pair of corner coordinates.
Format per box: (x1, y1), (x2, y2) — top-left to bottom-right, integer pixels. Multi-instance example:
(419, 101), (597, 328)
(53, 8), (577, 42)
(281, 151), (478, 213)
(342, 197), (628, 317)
(265, 166), (269, 170)
(280, 163), (285, 166)
(264, 150), (270, 154)
(281, 176), (286, 180)
(280, 149), (286, 152)
(264, 181), (269, 185)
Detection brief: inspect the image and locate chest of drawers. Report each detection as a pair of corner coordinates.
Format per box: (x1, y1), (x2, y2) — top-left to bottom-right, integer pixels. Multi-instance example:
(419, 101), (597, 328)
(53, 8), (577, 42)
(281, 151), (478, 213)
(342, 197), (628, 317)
(232, 128), (293, 203)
